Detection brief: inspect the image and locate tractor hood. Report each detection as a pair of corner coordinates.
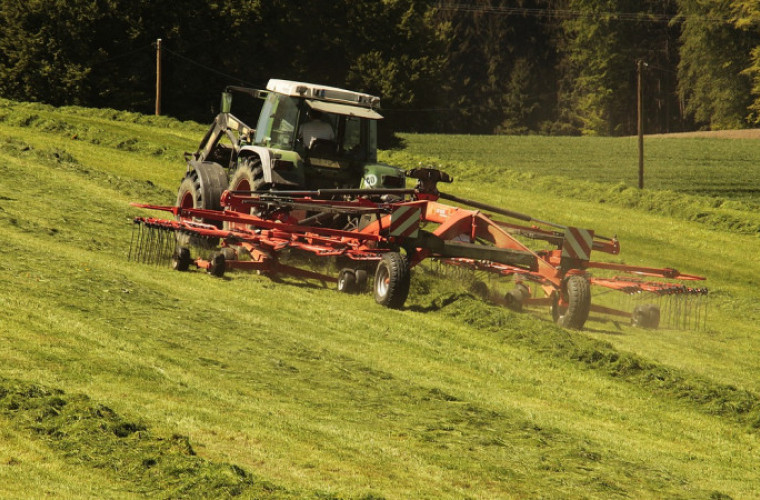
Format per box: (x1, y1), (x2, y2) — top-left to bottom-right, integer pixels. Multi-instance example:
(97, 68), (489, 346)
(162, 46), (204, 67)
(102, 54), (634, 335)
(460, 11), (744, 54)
(306, 99), (384, 120)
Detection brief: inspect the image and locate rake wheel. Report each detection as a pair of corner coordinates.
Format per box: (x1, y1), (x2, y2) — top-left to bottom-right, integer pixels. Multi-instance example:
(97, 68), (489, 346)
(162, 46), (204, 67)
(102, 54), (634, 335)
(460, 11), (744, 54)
(374, 252), (410, 309)
(171, 247), (192, 272)
(337, 268), (358, 293)
(208, 252), (226, 278)
(355, 269), (368, 292)
(551, 275), (591, 329)
(631, 303), (660, 329)
(505, 283), (530, 312)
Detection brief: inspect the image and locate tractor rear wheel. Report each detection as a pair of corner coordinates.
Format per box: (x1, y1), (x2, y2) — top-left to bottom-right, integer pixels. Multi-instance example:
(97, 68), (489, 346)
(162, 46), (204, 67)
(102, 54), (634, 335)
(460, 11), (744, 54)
(374, 252), (410, 309)
(176, 163), (228, 216)
(176, 163), (227, 247)
(551, 275), (591, 329)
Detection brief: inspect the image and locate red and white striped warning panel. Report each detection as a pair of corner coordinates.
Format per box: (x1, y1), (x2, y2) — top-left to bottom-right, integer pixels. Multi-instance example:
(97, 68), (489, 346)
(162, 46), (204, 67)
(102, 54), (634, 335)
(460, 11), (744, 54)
(561, 227), (594, 261)
(389, 205), (421, 239)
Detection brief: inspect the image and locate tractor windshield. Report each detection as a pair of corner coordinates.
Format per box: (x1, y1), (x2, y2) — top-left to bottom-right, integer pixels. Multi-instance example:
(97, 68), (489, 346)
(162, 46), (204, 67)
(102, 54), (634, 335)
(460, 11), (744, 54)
(254, 93), (299, 149)
(296, 105), (379, 162)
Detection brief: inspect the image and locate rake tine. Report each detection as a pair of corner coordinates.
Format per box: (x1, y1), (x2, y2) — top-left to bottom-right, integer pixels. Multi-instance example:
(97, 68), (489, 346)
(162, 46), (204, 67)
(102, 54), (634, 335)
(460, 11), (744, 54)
(145, 225), (156, 264)
(141, 224), (150, 264)
(161, 228), (172, 266)
(147, 226), (156, 265)
(134, 222), (145, 263)
(128, 221), (138, 261)
(156, 228), (168, 266)
(154, 228), (164, 266)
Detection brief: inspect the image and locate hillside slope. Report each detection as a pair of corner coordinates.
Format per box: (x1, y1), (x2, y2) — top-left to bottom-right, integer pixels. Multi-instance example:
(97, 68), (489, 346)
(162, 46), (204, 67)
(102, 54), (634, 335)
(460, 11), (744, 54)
(1, 100), (759, 499)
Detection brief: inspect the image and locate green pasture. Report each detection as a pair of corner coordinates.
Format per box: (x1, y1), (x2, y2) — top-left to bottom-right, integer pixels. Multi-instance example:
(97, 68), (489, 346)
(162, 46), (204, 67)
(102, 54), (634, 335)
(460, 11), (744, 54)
(1, 99), (759, 498)
(395, 133), (760, 205)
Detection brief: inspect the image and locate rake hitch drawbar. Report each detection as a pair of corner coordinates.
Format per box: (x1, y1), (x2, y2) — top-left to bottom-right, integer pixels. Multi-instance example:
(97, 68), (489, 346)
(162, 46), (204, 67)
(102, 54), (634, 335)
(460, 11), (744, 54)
(130, 168), (707, 330)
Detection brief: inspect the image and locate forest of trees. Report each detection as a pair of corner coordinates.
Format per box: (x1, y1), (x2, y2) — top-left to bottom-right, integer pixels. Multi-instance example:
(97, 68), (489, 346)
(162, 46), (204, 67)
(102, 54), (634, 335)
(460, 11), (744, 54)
(1, 0), (760, 137)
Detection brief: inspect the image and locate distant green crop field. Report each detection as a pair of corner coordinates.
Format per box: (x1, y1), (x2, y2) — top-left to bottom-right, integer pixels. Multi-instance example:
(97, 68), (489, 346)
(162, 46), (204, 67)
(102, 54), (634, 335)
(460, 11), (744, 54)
(395, 133), (760, 205)
(1, 99), (760, 499)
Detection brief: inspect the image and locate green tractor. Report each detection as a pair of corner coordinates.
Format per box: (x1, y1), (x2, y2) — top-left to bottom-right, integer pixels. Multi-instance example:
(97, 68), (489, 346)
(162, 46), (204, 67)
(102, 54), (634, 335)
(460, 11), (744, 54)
(177, 79), (406, 217)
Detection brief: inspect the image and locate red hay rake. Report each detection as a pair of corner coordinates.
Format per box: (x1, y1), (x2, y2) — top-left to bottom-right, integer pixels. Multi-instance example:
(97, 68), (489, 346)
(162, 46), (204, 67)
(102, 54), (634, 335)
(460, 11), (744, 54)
(130, 168), (707, 330)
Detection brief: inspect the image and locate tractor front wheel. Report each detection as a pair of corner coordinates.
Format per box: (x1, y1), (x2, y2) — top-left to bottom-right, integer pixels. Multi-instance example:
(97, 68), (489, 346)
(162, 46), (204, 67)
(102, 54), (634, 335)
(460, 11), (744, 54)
(227, 157), (267, 229)
(373, 252), (410, 309)
(228, 156), (268, 194)
(551, 275), (591, 329)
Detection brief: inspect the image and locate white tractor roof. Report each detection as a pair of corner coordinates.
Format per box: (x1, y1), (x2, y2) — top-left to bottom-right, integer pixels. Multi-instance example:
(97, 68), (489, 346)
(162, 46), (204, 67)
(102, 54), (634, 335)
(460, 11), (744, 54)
(266, 79), (381, 110)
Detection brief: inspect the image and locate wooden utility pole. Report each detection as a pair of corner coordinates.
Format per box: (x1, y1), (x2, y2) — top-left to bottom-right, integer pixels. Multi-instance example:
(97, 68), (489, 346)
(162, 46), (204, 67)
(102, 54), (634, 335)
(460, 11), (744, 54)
(637, 59), (646, 189)
(155, 38), (162, 116)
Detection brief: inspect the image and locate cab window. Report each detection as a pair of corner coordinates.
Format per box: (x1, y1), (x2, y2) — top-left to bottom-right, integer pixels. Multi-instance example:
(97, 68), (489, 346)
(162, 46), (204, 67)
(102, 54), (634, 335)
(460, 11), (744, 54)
(254, 94), (299, 149)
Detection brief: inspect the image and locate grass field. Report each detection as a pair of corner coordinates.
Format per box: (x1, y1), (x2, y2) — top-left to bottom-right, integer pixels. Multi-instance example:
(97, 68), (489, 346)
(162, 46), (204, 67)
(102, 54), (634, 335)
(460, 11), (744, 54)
(1, 99), (760, 498)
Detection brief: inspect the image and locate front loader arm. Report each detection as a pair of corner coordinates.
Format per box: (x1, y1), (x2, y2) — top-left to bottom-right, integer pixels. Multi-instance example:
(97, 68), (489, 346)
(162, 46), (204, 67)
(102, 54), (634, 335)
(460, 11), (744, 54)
(193, 113), (253, 164)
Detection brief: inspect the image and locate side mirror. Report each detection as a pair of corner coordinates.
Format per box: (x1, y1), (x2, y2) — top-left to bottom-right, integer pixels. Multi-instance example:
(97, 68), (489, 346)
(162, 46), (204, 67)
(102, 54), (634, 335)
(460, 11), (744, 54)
(220, 92), (233, 113)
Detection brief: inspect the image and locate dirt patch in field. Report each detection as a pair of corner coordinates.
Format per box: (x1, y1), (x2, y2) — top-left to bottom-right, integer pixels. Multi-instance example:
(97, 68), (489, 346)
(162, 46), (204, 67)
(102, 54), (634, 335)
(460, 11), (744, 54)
(647, 129), (760, 139)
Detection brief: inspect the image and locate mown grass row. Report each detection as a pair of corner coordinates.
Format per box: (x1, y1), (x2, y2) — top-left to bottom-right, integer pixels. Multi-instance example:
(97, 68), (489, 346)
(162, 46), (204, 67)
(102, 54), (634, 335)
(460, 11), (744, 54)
(0, 379), (297, 499)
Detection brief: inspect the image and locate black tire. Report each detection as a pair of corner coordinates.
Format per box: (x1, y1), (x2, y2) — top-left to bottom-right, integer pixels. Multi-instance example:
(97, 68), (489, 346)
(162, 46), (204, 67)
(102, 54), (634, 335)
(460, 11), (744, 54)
(337, 268), (357, 293)
(355, 269), (368, 292)
(220, 247), (237, 261)
(228, 156), (268, 193)
(374, 252), (411, 309)
(208, 252), (226, 278)
(631, 304), (660, 329)
(227, 156), (268, 228)
(176, 163), (228, 215)
(171, 247), (192, 272)
(470, 280), (489, 299)
(176, 163), (226, 247)
(505, 283), (530, 312)
(551, 275), (591, 329)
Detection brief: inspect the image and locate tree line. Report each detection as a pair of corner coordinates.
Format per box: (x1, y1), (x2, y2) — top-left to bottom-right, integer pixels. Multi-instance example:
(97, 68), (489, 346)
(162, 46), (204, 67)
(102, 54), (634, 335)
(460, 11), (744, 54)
(1, 0), (759, 137)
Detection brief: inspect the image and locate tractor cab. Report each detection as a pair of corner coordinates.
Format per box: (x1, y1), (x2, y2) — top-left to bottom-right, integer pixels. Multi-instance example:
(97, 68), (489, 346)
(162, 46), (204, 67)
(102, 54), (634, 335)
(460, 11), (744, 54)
(246, 80), (397, 189)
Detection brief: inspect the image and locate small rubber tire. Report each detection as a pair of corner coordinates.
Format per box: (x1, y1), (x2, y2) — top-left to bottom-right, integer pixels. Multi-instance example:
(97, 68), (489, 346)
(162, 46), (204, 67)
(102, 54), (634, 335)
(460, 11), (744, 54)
(631, 304), (660, 329)
(551, 275), (591, 329)
(208, 252), (226, 278)
(374, 252), (411, 309)
(220, 247), (237, 261)
(337, 268), (357, 293)
(504, 283), (530, 312)
(355, 269), (368, 292)
(171, 247), (192, 272)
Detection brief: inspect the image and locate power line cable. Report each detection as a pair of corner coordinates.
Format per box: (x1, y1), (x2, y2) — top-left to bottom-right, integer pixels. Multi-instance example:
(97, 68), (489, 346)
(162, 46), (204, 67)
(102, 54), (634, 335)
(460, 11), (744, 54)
(90, 44), (154, 67)
(162, 47), (261, 87)
(435, 3), (737, 24)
